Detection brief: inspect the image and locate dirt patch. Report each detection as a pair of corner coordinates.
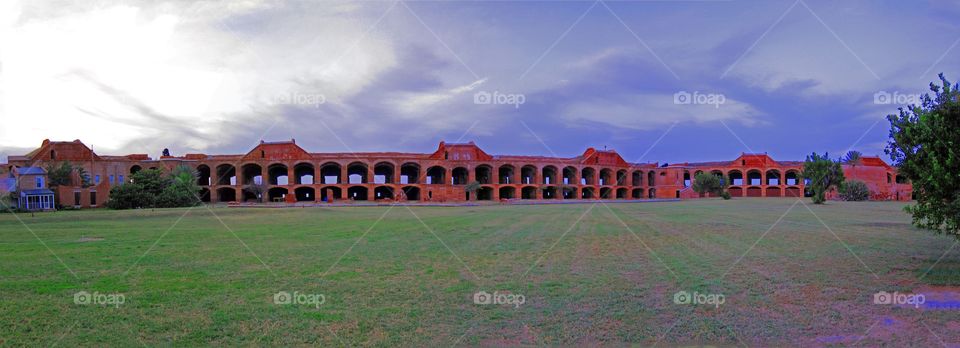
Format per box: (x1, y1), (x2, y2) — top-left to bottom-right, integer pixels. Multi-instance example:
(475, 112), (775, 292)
(77, 237), (104, 242)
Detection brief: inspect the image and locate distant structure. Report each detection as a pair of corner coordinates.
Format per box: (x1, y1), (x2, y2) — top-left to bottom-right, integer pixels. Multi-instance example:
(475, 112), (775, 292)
(0, 139), (912, 209)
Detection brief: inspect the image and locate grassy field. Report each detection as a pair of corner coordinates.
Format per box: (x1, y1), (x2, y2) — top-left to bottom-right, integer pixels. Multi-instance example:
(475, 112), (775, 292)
(1, 199), (958, 346)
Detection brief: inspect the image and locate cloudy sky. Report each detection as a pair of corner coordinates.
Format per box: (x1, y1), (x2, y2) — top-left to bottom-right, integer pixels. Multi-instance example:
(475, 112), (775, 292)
(1, 0), (957, 164)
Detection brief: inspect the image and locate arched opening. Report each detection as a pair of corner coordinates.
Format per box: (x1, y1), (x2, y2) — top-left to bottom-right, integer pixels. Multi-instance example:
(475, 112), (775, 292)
(268, 163), (289, 185)
(498, 165), (515, 184)
(374, 162), (394, 184)
(130, 165), (142, 174)
(475, 165), (493, 184)
(320, 162), (342, 184)
(241, 164), (263, 185)
(563, 166), (577, 185)
(521, 165), (537, 185)
(647, 188), (657, 199)
(199, 188), (211, 202)
(347, 162), (368, 184)
(563, 187), (577, 199)
(632, 188), (643, 199)
(267, 187), (288, 202)
(581, 167), (596, 185)
(242, 189), (259, 202)
(216, 187), (236, 202)
(426, 166), (446, 185)
(747, 170), (762, 186)
(452, 167), (468, 185)
(895, 175), (908, 184)
(521, 186), (537, 199)
(347, 186), (368, 200)
(616, 170), (628, 186)
(728, 170), (743, 186)
(683, 171), (691, 187)
(582, 187), (595, 199)
(542, 166), (558, 185)
(728, 187), (743, 197)
(600, 187), (613, 199)
(785, 186), (801, 197)
(216, 164), (236, 186)
(599, 169), (613, 186)
(477, 186), (493, 200)
(400, 163), (420, 184)
(294, 187), (315, 202)
(542, 186), (557, 199)
(632, 170), (642, 186)
(710, 170), (725, 186)
(746, 186), (762, 197)
(196, 165), (211, 186)
(647, 171), (656, 186)
(499, 186), (516, 199)
(765, 170), (781, 186)
(785, 170), (799, 186)
(374, 186), (394, 200)
(765, 186), (781, 197)
(401, 186), (420, 201)
(294, 163), (315, 185)
(616, 188), (627, 199)
(321, 186), (342, 202)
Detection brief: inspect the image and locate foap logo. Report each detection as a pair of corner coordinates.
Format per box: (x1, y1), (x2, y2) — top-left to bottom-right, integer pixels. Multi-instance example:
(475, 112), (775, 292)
(473, 290), (525, 308)
(873, 91), (922, 105)
(73, 291), (125, 308)
(673, 290), (725, 308)
(673, 91), (726, 108)
(275, 92), (326, 108)
(874, 291), (925, 309)
(273, 291), (326, 309)
(473, 90), (526, 109)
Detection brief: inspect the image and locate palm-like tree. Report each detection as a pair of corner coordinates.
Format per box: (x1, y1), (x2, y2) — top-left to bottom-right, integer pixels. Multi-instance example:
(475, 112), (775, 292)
(843, 150), (863, 167)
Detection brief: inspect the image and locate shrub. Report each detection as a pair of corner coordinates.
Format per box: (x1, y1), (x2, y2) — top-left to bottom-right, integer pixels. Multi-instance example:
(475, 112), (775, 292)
(107, 167), (199, 209)
(839, 180), (870, 201)
(721, 191), (731, 200)
(692, 173), (725, 196)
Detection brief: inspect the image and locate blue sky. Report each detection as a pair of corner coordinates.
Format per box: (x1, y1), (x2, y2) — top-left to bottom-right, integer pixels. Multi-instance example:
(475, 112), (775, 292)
(1, 0), (957, 164)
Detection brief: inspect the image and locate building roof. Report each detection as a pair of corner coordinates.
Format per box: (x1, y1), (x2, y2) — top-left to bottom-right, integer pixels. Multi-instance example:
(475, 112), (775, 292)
(20, 189), (54, 195)
(17, 167), (46, 175)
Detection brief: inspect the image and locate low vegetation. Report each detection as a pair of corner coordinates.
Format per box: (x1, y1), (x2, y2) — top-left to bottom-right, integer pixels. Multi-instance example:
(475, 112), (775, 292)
(839, 180), (870, 201)
(106, 166), (201, 209)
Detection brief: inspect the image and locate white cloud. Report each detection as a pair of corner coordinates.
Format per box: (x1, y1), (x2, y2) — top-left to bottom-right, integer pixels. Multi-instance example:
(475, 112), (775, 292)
(562, 94), (762, 130)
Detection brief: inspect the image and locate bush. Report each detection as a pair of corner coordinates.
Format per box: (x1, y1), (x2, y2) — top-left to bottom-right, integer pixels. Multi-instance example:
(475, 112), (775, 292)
(693, 173), (725, 196)
(721, 191), (732, 200)
(839, 180), (870, 201)
(107, 167), (200, 209)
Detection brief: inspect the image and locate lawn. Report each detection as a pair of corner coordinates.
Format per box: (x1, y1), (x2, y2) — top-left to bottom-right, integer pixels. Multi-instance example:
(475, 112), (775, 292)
(1, 199), (958, 346)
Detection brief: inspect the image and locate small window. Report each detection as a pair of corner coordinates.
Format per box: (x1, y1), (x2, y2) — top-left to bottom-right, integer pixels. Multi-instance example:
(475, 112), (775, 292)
(261, 150), (265, 158)
(50, 150), (56, 160)
(36, 176), (44, 188)
(90, 192), (97, 206)
(74, 192), (81, 205)
(109, 175), (114, 184)
(95, 175), (101, 184)
(118, 175), (124, 184)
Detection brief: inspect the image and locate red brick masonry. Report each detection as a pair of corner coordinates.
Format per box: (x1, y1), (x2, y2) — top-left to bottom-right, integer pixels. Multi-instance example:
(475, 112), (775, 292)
(2, 139), (912, 207)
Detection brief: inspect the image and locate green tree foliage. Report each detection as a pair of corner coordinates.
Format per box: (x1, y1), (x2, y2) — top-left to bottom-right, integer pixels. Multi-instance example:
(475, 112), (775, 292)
(45, 161), (74, 187)
(107, 167), (200, 209)
(692, 172), (725, 196)
(801, 152), (846, 204)
(244, 182), (267, 203)
(886, 73), (960, 237)
(839, 180), (870, 201)
(843, 150), (863, 167)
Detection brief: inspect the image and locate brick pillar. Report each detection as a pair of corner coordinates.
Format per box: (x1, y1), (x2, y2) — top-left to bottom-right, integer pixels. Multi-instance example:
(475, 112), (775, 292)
(367, 165), (375, 185)
(394, 167), (402, 185)
(341, 166), (349, 185)
(467, 167), (476, 184)
(287, 165), (295, 186)
(210, 188), (218, 203)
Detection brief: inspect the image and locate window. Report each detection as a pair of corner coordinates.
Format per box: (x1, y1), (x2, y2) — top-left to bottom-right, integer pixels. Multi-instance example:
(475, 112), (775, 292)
(74, 192), (81, 206)
(95, 175), (101, 184)
(35, 176), (44, 188)
(90, 192), (97, 206)
(109, 175), (115, 184)
(118, 175), (124, 184)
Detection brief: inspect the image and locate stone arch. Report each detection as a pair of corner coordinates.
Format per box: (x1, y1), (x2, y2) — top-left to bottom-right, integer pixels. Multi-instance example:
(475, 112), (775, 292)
(452, 167), (468, 185)
(616, 169), (628, 186)
(374, 186), (394, 200)
(241, 163), (263, 185)
(267, 163), (289, 185)
(477, 186), (494, 200)
(542, 186), (557, 199)
(746, 169), (762, 186)
(581, 187), (595, 199)
(581, 167), (596, 185)
(521, 165), (537, 185)
(294, 186), (315, 201)
(374, 162), (395, 184)
(294, 163), (315, 185)
(542, 166), (558, 185)
(632, 170), (642, 186)
(647, 171), (656, 186)
(196, 164), (211, 186)
(785, 170), (800, 186)
(216, 187), (237, 202)
(267, 187), (288, 202)
(728, 186), (743, 197)
(765, 186), (782, 197)
(498, 165), (515, 184)
(321, 186), (341, 202)
(320, 162), (342, 184)
(401, 186), (420, 201)
(746, 186), (762, 197)
(599, 168), (614, 186)
(475, 165), (493, 184)
(648, 188), (657, 199)
(521, 186), (537, 199)
(563, 166), (578, 185)
(130, 165), (142, 174)
(400, 163), (420, 184)
(216, 164), (236, 186)
(199, 188), (211, 202)
(728, 170), (743, 186)
(765, 169), (781, 186)
(426, 166), (446, 185)
(600, 187), (613, 199)
(499, 186), (516, 199)
(347, 162), (368, 184)
(347, 186), (368, 200)
(616, 187), (627, 199)
(632, 188), (643, 199)
(785, 186), (801, 197)
(562, 186), (577, 199)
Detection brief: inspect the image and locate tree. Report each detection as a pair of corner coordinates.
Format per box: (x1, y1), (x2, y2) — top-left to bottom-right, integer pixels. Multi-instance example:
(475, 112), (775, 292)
(692, 172), (725, 197)
(839, 180), (870, 201)
(244, 182), (267, 203)
(45, 161), (76, 208)
(843, 150), (863, 167)
(886, 73), (960, 238)
(464, 181), (481, 201)
(801, 152), (845, 204)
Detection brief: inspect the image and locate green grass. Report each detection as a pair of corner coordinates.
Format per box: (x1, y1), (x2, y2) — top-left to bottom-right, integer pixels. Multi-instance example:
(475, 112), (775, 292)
(1, 199), (958, 346)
